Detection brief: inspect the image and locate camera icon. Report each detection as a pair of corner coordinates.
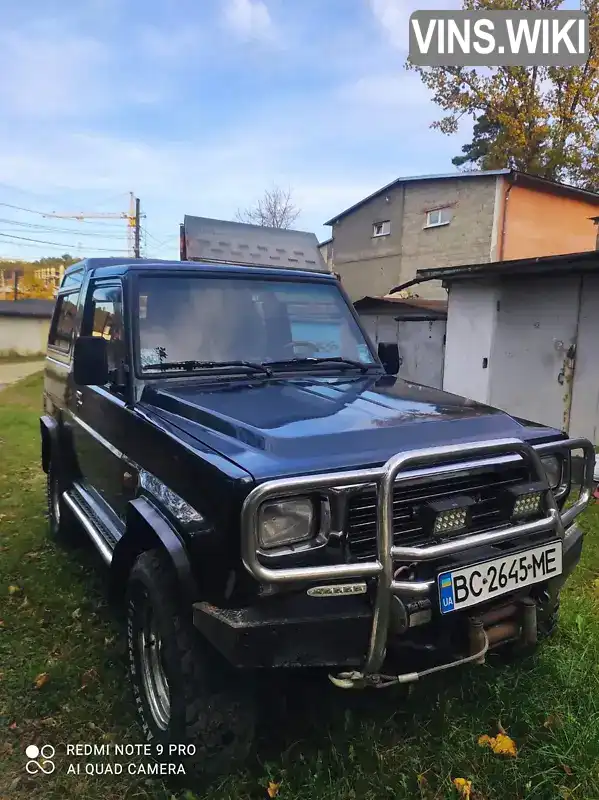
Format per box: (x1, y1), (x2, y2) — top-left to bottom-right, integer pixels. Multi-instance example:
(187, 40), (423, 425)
(25, 744), (56, 775)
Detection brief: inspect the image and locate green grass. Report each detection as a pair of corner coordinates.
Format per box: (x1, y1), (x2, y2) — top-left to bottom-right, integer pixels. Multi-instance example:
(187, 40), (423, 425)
(1, 373), (598, 800)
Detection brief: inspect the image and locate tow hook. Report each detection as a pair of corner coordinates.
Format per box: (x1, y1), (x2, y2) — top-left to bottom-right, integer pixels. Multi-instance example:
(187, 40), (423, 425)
(468, 597), (538, 662)
(329, 598), (538, 690)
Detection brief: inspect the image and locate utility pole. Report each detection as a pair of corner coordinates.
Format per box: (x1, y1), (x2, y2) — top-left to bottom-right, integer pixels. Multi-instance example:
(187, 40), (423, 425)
(134, 197), (141, 258)
(13, 269), (19, 302)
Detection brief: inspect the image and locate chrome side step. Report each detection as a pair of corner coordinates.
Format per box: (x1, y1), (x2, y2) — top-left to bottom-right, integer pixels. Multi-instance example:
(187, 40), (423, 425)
(63, 491), (114, 566)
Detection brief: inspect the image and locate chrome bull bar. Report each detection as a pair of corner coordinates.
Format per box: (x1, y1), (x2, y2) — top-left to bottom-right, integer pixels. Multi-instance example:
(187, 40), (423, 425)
(241, 437), (595, 674)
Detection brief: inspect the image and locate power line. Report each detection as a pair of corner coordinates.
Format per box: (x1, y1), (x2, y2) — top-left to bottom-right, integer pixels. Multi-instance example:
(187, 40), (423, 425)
(0, 219), (128, 240)
(0, 232), (130, 252)
(0, 201), (49, 216)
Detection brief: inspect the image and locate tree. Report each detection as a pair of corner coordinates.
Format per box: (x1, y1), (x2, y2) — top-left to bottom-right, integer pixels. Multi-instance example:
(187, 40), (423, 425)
(236, 186), (301, 229)
(0, 254), (79, 299)
(409, 0), (599, 189)
(451, 113), (507, 170)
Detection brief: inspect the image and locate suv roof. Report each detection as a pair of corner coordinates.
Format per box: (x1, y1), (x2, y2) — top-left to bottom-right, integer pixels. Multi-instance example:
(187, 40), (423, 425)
(63, 257), (336, 283)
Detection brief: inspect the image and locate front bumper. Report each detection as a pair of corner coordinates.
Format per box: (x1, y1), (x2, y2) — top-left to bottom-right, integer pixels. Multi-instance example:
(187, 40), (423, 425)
(194, 437), (594, 673)
(193, 521), (584, 669)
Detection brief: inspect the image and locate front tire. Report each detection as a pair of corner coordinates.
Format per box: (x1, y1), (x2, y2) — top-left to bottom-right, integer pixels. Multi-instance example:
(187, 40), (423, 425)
(126, 549), (255, 778)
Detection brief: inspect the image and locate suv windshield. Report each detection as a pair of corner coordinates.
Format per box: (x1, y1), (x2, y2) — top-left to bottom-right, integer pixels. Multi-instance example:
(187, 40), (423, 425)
(136, 275), (376, 373)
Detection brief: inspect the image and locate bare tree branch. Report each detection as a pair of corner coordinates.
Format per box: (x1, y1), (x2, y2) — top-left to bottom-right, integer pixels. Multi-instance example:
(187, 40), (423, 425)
(236, 186), (301, 229)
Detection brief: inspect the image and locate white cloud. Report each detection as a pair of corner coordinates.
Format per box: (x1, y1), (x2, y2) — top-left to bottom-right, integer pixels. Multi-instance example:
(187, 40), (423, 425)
(137, 24), (204, 60)
(339, 71), (430, 109)
(0, 20), (168, 119)
(223, 0), (275, 42)
(369, 0), (462, 51)
(0, 26), (111, 117)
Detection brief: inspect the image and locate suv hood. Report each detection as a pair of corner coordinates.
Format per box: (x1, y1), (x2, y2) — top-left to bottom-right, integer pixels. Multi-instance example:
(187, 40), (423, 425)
(141, 374), (559, 481)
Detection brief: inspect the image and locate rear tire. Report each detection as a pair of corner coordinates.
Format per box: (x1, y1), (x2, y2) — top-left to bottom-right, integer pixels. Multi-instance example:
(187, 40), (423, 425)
(126, 549), (255, 778)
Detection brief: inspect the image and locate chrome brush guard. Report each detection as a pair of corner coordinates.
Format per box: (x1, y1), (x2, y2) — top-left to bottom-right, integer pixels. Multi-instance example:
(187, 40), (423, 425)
(241, 437), (594, 675)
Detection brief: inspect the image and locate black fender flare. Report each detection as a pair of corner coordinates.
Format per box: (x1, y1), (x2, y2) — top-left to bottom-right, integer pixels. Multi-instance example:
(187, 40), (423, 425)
(40, 415), (59, 474)
(111, 495), (200, 607)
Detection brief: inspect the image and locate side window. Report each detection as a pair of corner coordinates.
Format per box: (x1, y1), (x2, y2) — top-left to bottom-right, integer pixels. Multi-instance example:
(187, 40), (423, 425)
(48, 292), (80, 352)
(87, 285), (126, 380)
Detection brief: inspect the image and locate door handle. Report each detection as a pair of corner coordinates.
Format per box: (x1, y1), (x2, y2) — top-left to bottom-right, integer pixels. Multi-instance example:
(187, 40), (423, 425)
(75, 390), (83, 408)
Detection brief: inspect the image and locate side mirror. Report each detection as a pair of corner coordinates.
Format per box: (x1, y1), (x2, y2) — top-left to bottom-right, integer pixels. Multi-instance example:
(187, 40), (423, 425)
(73, 336), (109, 386)
(378, 342), (401, 375)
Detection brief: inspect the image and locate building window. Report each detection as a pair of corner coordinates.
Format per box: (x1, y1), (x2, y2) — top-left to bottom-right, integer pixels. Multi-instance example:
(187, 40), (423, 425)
(372, 220), (390, 237)
(425, 207), (452, 228)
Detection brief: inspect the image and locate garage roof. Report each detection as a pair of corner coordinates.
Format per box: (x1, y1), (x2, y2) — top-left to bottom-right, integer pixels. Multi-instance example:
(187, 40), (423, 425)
(416, 249), (599, 285)
(0, 299), (54, 318)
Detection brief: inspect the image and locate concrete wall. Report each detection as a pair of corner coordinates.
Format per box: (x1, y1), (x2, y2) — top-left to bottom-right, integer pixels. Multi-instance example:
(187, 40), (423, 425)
(331, 186), (405, 301)
(502, 184), (598, 261)
(399, 176), (498, 299)
(0, 316), (50, 356)
(443, 281), (500, 403)
(331, 175), (498, 302)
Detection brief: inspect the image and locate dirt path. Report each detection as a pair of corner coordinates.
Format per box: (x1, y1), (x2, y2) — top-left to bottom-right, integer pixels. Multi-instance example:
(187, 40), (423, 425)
(0, 360), (45, 392)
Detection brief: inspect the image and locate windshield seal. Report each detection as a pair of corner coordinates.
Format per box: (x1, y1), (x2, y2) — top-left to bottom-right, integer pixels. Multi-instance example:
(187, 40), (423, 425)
(131, 271), (380, 380)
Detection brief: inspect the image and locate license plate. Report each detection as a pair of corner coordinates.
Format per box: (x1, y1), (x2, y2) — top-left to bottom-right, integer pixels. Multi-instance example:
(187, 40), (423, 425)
(438, 541), (562, 615)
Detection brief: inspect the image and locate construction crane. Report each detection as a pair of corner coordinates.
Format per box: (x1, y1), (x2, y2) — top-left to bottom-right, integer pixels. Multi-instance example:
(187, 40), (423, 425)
(43, 192), (142, 257)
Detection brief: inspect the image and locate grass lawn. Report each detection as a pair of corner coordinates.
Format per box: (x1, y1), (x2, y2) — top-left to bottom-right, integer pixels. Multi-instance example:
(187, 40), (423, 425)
(1, 373), (598, 800)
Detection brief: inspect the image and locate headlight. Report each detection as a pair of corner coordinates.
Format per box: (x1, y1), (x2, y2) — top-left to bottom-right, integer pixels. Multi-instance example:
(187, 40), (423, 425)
(258, 497), (315, 550)
(540, 455), (561, 489)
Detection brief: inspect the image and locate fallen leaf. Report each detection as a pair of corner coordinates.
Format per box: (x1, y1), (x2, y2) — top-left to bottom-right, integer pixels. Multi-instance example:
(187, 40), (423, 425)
(34, 672), (50, 689)
(453, 778), (472, 798)
(478, 732), (517, 757)
(71, 608), (81, 620)
(8, 722), (17, 730)
(562, 764), (573, 776)
(267, 781), (281, 798)
(80, 668), (99, 689)
(544, 714), (563, 730)
(417, 773), (429, 788)
(7, 585), (21, 595)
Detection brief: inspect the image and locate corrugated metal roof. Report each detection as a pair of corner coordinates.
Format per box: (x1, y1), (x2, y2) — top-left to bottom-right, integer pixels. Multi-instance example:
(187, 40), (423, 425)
(416, 249), (599, 284)
(183, 216), (329, 271)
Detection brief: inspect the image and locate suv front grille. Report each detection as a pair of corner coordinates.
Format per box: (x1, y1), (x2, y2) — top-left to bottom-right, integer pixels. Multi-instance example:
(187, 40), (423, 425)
(346, 465), (531, 561)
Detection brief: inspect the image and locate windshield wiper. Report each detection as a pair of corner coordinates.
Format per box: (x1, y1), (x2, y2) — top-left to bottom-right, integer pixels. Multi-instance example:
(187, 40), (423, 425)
(264, 357), (373, 373)
(143, 360), (273, 377)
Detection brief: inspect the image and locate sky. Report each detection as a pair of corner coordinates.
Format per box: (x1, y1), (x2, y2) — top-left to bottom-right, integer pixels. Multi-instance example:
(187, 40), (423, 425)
(0, 0), (468, 262)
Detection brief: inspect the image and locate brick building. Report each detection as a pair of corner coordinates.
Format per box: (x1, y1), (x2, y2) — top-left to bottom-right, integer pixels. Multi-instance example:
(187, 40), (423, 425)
(323, 170), (599, 301)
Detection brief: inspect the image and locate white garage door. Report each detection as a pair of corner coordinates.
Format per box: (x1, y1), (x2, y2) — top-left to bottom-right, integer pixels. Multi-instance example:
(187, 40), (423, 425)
(489, 277), (580, 430)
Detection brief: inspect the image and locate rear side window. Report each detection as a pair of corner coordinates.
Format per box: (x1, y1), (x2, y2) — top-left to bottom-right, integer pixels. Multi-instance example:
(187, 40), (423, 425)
(48, 292), (80, 352)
